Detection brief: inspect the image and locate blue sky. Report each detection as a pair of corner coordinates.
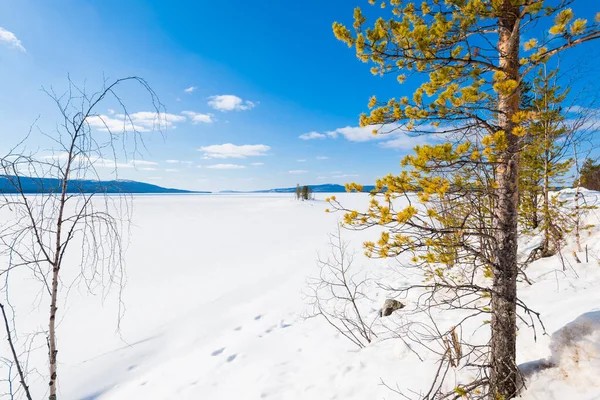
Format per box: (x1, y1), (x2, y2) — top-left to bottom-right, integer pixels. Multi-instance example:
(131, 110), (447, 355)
(1, 1), (599, 192)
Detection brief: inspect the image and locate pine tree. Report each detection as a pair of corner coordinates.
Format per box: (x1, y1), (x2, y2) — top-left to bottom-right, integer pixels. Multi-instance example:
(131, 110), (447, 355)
(580, 158), (600, 190)
(332, 2), (600, 398)
(295, 183), (301, 200)
(519, 66), (573, 256)
(301, 185), (311, 200)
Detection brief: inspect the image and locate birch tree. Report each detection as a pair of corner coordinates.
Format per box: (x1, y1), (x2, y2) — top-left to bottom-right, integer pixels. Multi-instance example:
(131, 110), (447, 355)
(0, 76), (161, 400)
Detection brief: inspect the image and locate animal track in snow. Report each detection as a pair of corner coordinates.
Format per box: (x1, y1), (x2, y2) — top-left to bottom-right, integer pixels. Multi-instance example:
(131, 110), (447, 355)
(211, 348), (225, 356)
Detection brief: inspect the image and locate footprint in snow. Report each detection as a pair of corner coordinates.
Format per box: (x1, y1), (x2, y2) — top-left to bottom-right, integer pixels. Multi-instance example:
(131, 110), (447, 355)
(226, 354), (237, 362)
(211, 348), (225, 356)
(254, 314), (263, 320)
(280, 320), (292, 328)
(234, 326), (243, 331)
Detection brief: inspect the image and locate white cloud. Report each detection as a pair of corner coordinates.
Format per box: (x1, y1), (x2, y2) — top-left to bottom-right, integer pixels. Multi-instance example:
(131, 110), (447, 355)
(198, 143), (270, 159)
(40, 153), (160, 170)
(206, 164), (246, 170)
(184, 86), (198, 93)
(379, 135), (431, 150)
(0, 27), (25, 52)
(316, 176), (327, 180)
(130, 159), (158, 166)
(332, 174), (360, 178)
(289, 170), (308, 174)
(164, 160), (192, 165)
(127, 111), (186, 130)
(299, 131), (326, 140)
(208, 95), (255, 112)
(181, 111), (214, 124)
(333, 126), (381, 142)
(107, 109), (115, 115)
(87, 115), (146, 132)
(297, 159), (307, 162)
(87, 111), (186, 132)
(307, 123), (439, 149)
(165, 168), (179, 172)
(251, 162), (264, 166)
(316, 156), (329, 160)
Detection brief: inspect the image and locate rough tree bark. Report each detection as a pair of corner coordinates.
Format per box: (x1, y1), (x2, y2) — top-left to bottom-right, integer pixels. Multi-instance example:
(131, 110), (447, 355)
(491, 2), (520, 398)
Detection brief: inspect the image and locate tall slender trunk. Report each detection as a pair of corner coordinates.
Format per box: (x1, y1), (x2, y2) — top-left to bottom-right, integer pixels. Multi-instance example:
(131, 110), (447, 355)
(542, 148), (550, 255)
(490, 2), (520, 398)
(572, 142), (582, 252)
(48, 142), (75, 400)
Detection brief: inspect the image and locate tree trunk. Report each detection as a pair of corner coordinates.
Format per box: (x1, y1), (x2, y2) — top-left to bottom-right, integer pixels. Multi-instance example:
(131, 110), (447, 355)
(531, 187), (539, 229)
(490, 2), (520, 398)
(542, 148), (550, 256)
(573, 143), (583, 252)
(48, 263), (59, 400)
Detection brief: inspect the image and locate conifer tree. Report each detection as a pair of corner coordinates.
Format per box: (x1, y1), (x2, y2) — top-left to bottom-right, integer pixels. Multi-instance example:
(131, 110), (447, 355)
(519, 66), (573, 256)
(580, 158), (600, 190)
(331, 1), (600, 398)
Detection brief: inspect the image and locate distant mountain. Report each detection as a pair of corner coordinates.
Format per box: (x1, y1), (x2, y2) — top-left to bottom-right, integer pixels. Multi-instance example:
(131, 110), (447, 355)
(218, 184), (376, 194)
(0, 175), (206, 194)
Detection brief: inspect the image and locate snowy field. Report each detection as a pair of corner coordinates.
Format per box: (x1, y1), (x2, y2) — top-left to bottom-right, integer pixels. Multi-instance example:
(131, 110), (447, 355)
(2, 192), (600, 399)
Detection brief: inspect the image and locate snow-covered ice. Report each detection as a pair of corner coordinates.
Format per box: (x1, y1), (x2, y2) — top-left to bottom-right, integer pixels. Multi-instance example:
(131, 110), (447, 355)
(1, 192), (600, 399)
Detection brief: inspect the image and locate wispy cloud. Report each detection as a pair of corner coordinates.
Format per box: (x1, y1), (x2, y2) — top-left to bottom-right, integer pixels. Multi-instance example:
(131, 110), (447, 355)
(87, 112), (186, 132)
(130, 159), (158, 166)
(316, 156), (329, 160)
(208, 95), (255, 112)
(251, 162), (264, 166)
(165, 168), (179, 172)
(184, 86), (198, 93)
(198, 143), (270, 159)
(181, 111), (214, 124)
(289, 170), (308, 174)
(0, 27), (25, 52)
(304, 123), (439, 149)
(297, 159), (307, 162)
(332, 174), (359, 178)
(40, 153), (159, 170)
(206, 164), (246, 170)
(166, 160), (180, 164)
(299, 131), (326, 140)
(378, 135), (431, 150)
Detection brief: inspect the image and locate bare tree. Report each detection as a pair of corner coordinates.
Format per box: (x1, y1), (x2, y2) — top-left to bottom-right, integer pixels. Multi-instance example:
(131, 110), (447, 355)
(306, 225), (377, 348)
(0, 301), (33, 400)
(0, 76), (162, 399)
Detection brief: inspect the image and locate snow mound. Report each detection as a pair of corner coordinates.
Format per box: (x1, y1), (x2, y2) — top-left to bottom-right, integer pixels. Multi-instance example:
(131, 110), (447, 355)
(550, 311), (600, 372)
(521, 311), (600, 400)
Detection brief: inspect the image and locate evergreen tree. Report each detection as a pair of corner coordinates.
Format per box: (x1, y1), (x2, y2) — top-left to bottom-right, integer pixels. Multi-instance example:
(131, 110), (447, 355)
(580, 158), (600, 190)
(331, 2), (600, 398)
(301, 185), (310, 200)
(519, 66), (573, 256)
(295, 183), (301, 200)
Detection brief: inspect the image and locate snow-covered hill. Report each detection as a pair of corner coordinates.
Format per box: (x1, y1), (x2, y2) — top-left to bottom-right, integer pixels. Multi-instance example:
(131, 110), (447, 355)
(1, 191), (600, 399)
